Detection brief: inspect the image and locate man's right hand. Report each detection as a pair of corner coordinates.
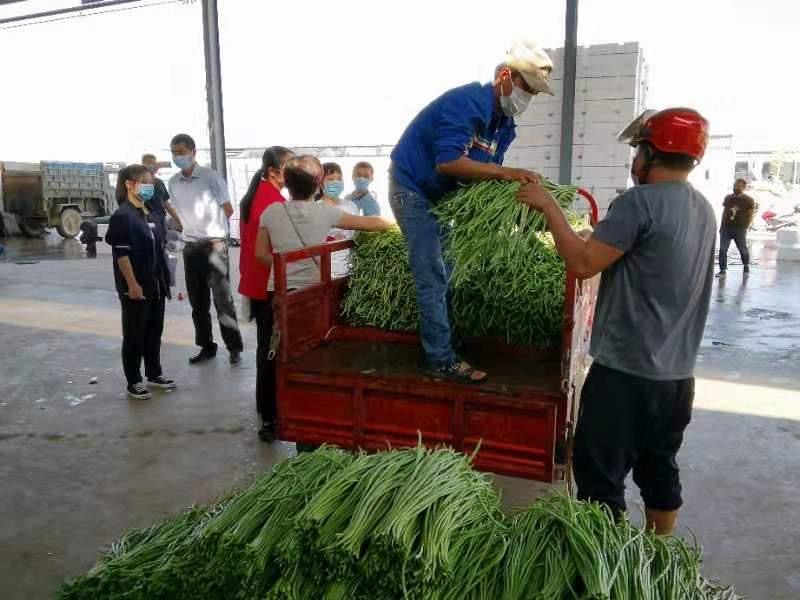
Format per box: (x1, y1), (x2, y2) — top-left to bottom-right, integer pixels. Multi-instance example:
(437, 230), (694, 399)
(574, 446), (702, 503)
(128, 282), (145, 301)
(501, 167), (541, 184)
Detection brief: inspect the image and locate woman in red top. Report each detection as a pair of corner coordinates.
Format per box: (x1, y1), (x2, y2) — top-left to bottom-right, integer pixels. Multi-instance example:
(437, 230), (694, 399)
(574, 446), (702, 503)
(238, 146), (294, 442)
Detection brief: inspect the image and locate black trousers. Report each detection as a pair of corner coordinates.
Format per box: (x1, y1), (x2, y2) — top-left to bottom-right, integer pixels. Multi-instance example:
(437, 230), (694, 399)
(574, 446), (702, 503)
(573, 363), (694, 514)
(120, 294), (165, 386)
(250, 297), (277, 423)
(719, 226), (749, 271)
(183, 240), (243, 352)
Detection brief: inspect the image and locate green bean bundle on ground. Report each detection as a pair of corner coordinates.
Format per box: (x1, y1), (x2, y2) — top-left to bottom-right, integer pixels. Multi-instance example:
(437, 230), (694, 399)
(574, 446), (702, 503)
(59, 446), (740, 600)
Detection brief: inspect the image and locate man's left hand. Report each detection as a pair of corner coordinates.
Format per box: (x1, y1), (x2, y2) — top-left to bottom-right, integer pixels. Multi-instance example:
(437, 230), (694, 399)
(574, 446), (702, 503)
(517, 183), (555, 212)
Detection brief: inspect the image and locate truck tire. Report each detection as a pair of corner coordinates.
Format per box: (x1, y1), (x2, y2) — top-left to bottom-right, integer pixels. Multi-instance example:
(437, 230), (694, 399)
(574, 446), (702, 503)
(19, 217), (47, 238)
(56, 208), (82, 239)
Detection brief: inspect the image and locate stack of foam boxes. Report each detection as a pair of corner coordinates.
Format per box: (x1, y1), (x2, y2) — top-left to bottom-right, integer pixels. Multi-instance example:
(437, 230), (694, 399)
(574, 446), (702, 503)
(41, 161), (106, 200)
(505, 42), (648, 215)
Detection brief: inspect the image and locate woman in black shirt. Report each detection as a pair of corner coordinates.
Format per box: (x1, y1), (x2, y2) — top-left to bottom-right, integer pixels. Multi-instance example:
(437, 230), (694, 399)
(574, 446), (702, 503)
(106, 164), (175, 400)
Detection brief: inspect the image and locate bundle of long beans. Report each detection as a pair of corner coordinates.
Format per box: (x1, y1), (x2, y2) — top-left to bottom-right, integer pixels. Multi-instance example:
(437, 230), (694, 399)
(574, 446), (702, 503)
(341, 227), (419, 331)
(57, 505), (209, 600)
(284, 445), (504, 599)
(342, 180), (588, 347)
(59, 446), (740, 600)
(504, 494), (722, 600)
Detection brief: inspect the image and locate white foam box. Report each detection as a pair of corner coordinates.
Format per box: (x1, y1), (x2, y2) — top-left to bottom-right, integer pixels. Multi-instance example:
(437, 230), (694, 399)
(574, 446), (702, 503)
(530, 76), (638, 106)
(576, 120), (631, 145)
(513, 123), (562, 146)
(575, 76), (638, 102)
(572, 144), (632, 168)
(572, 166), (630, 189)
(503, 147), (560, 168)
(505, 144), (631, 175)
(514, 119), (633, 148)
(522, 98), (637, 128)
(547, 47), (642, 81)
(575, 98), (636, 123)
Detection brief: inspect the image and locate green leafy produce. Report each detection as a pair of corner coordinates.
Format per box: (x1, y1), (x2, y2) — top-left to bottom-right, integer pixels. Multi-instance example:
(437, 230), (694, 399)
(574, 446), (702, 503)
(58, 447), (353, 600)
(502, 493), (725, 600)
(342, 180), (588, 347)
(341, 227), (419, 332)
(57, 505), (208, 600)
(59, 446), (740, 600)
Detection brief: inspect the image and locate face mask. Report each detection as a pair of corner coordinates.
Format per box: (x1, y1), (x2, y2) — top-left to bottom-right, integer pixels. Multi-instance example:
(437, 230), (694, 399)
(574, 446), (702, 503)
(353, 177), (370, 192)
(137, 183), (155, 202)
(324, 180), (344, 198)
(499, 79), (533, 117)
(173, 154), (194, 170)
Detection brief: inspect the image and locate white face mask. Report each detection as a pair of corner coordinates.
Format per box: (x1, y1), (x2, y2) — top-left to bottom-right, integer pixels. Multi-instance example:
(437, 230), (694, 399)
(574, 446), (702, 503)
(499, 79), (533, 117)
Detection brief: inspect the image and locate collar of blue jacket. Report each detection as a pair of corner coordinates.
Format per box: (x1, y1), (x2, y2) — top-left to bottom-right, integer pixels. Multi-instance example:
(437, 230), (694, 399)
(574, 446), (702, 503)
(390, 82), (516, 202)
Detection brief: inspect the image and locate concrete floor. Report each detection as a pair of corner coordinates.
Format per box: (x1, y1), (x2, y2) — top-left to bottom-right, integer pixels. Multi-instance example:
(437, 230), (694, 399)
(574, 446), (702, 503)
(1, 233), (799, 599)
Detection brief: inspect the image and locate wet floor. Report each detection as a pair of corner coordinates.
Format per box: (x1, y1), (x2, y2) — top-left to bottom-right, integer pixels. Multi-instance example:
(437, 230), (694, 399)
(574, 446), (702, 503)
(0, 236), (798, 599)
(1, 231), (89, 262)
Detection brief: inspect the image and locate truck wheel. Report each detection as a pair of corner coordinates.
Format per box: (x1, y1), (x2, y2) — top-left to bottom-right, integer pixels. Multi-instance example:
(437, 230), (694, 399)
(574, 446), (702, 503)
(56, 208), (82, 239)
(19, 218), (47, 238)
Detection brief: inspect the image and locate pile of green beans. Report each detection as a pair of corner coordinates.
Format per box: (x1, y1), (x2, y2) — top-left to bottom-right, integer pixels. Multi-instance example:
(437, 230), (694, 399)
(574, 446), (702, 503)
(342, 180), (588, 347)
(341, 227), (419, 332)
(59, 447), (740, 600)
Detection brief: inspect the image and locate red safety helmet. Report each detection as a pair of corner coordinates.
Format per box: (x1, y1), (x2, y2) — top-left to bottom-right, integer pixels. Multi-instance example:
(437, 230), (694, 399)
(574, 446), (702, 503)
(618, 108), (710, 161)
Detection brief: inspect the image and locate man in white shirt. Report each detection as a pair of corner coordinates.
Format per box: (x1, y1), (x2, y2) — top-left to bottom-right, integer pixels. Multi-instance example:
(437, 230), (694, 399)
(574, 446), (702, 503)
(168, 133), (243, 365)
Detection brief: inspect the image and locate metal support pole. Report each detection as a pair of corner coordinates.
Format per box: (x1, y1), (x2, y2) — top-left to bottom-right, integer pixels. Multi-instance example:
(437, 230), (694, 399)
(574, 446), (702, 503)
(201, 0), (227, 180)
(559, 0), (579, 185)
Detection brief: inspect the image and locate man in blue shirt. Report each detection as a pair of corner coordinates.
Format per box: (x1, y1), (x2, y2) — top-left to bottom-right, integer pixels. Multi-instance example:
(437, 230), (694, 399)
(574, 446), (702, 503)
(389, 39), (554, 383)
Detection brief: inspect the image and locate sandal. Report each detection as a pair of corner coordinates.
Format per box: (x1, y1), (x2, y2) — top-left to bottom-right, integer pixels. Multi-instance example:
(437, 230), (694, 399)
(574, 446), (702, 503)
(425, 360), (488, 384)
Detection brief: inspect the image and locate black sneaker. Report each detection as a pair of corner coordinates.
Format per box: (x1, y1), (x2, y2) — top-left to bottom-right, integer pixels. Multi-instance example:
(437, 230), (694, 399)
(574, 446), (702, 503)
(189, 344), (218, 365)
(743, 265), (750, 274)
(127, 383), (152, 400)
(229, 350), (242, 366)
(147, 375), (177, 390)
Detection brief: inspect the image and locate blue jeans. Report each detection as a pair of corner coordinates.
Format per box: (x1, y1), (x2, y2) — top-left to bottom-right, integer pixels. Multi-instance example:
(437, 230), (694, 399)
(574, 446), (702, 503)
(389, 178), (456, 368)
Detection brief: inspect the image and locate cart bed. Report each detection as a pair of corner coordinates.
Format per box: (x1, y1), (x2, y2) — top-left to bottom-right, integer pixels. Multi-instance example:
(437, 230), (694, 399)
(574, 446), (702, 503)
(271, 189), (600, 482)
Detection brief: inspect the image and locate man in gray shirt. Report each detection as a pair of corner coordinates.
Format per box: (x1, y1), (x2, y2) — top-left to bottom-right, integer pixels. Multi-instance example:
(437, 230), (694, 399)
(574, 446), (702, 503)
(517, 108), (714, 535)
(168, 133), (243, 366)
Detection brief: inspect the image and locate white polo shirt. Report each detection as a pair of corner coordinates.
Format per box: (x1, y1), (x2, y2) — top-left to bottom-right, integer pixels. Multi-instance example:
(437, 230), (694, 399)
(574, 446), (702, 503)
(168, 165), (231, 240)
